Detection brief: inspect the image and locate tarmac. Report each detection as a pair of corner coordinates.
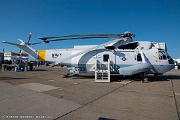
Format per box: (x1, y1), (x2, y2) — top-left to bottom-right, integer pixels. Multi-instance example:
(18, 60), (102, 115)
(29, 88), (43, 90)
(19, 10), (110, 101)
(0, 66), (180, 120)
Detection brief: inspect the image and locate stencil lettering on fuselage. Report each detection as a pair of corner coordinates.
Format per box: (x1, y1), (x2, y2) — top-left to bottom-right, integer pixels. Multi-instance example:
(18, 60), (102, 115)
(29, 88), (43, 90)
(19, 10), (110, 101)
(52, 53), (62, 58)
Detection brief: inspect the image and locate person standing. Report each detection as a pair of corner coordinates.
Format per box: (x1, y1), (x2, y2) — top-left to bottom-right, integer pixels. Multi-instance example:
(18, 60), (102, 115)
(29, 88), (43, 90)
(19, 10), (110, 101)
(0, 63), (2, 72)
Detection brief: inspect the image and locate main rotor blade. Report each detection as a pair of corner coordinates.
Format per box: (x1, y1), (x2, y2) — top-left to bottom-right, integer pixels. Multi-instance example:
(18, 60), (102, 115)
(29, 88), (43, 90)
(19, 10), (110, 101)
(28, 42), (41, 45)
(39, 33), (126, 43)
(41, 36), (110, 43)
(40, 34), (123, 39)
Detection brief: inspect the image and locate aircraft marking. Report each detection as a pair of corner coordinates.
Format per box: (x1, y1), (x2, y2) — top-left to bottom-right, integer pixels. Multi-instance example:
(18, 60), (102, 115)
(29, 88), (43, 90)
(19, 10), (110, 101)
(52, 53), (62, 58)
(38, 50), (46, 61)
(153, 55), (158, 60)
(122, 57), (127, 61)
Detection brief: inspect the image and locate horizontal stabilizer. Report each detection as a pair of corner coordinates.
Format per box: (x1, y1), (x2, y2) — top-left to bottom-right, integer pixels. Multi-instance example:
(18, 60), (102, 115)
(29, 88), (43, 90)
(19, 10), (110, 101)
(2, 41), (25, 46)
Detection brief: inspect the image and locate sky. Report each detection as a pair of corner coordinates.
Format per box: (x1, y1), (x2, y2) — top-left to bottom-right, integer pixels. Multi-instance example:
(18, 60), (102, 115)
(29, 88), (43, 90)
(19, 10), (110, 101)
(0, 0), (180, 59)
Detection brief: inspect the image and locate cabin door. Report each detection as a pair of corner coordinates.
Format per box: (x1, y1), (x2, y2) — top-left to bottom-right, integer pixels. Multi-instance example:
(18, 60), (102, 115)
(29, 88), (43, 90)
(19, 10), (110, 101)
(96, 51), (116, 72)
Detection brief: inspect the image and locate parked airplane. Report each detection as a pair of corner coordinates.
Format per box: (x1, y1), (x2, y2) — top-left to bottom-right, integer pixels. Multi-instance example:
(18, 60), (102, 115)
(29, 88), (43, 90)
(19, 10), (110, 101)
(2, 32), (174, 82)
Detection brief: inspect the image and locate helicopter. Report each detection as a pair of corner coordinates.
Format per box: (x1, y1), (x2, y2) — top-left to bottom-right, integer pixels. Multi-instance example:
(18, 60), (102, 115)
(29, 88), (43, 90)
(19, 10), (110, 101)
(2, 32), (174, 82)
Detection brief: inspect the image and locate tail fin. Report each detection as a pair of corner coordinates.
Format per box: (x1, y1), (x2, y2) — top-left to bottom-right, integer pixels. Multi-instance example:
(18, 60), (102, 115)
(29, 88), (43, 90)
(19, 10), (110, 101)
(2, 41), (38, 59)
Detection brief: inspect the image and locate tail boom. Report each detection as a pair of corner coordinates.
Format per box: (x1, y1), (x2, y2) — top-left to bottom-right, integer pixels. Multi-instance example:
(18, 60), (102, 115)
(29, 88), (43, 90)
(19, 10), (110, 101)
(3, 41), (38, 60)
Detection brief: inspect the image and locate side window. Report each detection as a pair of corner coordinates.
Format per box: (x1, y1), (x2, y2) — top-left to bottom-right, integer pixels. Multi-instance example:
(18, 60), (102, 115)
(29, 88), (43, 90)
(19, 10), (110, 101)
(118, 42), (139, 49)
(137, 53), (142, 61)
(158, 50), (167, 60)
(103, 54), (109, 62)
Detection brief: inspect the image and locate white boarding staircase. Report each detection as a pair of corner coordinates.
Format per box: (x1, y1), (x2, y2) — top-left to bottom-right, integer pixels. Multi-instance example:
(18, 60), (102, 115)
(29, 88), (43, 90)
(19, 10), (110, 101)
(90, 59), (111, 82)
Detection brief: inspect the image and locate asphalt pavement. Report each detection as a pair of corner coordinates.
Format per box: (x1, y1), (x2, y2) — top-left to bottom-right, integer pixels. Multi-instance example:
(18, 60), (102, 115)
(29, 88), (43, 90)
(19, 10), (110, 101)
(0, 66), (179, 120)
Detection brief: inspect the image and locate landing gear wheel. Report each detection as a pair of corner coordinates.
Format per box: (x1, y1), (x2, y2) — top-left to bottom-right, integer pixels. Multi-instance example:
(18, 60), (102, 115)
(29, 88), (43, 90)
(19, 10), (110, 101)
(143, 78), (149, 83)
(63, 75), (69, 78)
(63, 73), (71, 78)
(139, 72), (150, 83)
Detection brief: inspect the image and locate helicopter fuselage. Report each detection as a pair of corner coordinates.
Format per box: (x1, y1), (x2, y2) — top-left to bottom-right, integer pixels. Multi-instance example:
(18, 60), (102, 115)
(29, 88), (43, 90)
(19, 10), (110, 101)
(38, 41), (174, 75)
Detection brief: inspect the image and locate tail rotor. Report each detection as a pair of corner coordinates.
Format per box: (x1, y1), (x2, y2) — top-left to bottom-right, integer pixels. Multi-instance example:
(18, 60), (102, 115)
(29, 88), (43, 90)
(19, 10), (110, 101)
(18, 32), (41, 45)
(27, 32), (32, 44)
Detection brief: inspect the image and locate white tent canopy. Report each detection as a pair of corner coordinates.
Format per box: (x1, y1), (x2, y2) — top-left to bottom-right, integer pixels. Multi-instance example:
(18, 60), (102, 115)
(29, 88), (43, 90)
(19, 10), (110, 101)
(4, 52), (28, 61)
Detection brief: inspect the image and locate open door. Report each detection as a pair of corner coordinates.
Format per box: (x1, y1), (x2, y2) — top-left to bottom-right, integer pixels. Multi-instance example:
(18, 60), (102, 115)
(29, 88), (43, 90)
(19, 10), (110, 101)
(96, 51), (116, 73)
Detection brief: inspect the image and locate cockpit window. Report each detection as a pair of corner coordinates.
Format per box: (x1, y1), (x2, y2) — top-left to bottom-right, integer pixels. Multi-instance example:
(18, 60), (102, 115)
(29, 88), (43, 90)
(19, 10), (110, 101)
(158, 50), (167, 60)
(167, 54), (174, 64)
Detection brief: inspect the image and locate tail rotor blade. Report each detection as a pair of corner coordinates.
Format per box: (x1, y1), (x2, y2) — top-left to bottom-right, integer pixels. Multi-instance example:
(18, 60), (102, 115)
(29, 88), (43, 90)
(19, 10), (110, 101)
(18, 38), (24, 43)
(28, 32), (32, 43)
